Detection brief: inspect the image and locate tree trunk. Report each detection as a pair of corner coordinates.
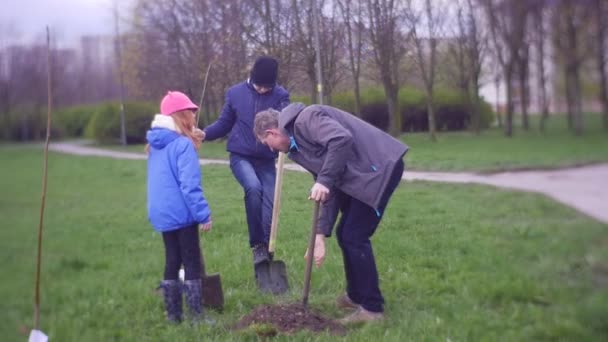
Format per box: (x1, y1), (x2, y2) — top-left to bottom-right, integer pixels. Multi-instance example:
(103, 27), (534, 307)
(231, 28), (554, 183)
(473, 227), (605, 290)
(426, 89), (437, 141)
(571, 68), (584, 135)
(537, 7), (550, 132)
(596, 0), (608, 130)
(471, 89), (481, 135)
(565, 68), (574, 130)
(495, 75), (502, 128)
(354, 80), (361, 117)
(565, 66), (584, 135)
(505, 70), (514, 137)
(385, 84), (400, 137)
(519, 54), (530, 130)
(601, 62), (608, 130)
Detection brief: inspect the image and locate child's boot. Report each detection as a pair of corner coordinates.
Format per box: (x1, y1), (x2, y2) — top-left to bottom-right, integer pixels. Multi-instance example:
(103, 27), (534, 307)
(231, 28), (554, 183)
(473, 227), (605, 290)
(160, 279), (182, 323)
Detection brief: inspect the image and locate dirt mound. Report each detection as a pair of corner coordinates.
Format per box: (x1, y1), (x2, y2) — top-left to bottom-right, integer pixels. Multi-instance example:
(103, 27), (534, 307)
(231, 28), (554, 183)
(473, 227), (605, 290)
(234, 303), (347, 336)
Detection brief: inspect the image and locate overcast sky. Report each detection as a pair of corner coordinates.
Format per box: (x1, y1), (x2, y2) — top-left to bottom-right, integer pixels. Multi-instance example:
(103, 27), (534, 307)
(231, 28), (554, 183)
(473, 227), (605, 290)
(1, 0), (130, 46)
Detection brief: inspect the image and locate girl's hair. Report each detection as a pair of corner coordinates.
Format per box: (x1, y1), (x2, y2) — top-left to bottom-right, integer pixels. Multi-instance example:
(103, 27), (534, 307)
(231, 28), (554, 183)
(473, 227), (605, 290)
(145, 110), (201, 153)
(171, 110), (200, 149)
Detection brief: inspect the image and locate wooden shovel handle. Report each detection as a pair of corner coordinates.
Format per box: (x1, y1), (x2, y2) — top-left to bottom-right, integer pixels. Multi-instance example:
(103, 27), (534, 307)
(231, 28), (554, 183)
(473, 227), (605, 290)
(302, 200), (320, 307)
(268, 152), (286, 254)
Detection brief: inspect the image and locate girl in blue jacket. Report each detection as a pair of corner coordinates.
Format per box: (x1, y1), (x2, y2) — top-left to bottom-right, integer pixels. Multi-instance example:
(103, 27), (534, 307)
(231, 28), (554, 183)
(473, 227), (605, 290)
(146, 91), (212, 324)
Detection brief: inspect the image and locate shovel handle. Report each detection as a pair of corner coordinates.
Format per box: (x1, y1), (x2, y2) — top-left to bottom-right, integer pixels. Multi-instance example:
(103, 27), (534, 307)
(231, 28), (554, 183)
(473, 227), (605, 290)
(269, 152), (286, 254)
(302, 200), (320, 307)
(200, 239), (207, 276)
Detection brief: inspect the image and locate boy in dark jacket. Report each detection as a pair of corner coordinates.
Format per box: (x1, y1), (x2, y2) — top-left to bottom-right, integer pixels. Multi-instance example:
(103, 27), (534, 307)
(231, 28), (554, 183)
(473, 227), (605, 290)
(200, 56), (290, 271)
(253, 103), (408, 324)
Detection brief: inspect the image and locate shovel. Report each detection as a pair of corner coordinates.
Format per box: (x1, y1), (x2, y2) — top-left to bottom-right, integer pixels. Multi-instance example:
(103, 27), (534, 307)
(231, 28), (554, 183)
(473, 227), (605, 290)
(255, 152), (289, 294)
(200, 241), (224, 311)
(302, 201), (320, 308)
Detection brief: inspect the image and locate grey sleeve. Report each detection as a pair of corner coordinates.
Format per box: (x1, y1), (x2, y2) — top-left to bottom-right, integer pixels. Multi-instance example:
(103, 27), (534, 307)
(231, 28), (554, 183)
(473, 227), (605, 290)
(297, 109), (353, 190)
(316, 192), (341, 237)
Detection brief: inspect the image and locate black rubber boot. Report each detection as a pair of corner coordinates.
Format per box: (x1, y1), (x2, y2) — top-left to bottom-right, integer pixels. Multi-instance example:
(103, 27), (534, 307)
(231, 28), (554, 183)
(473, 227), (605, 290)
(160, 279), (182, 323)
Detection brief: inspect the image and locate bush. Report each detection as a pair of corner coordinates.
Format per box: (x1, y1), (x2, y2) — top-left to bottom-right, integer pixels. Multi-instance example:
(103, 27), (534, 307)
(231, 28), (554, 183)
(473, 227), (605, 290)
(282, 87), (495, 133)
(290, 95), (312, 106)
(85, 101), (157, 144)
(332, 87), (495, 133)
(55, 105), (98, 137)
(0, 106), (63, 141)
(361, 102), (390, 131)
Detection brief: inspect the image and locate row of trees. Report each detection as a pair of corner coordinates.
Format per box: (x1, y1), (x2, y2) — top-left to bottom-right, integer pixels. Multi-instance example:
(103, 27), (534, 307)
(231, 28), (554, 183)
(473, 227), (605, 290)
(122, 0), (608, 137)
(1, 0), (606, 141)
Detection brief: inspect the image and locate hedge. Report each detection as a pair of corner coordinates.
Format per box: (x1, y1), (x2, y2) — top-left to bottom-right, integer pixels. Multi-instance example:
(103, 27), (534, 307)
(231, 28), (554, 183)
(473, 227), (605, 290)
(293, 86), (494, 132)
(85, 101), (157, 144)
(0, 106), (62, 141)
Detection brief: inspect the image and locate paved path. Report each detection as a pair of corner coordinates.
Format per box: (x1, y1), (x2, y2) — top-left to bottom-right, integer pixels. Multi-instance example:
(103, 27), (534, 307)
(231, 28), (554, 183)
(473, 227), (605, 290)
(49, 142), (608, 224)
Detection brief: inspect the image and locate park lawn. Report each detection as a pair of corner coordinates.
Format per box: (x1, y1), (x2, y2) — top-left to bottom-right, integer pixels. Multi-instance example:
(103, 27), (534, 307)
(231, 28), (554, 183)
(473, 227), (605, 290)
(104, 112), (608, 172)
(0, 146), (607, 341)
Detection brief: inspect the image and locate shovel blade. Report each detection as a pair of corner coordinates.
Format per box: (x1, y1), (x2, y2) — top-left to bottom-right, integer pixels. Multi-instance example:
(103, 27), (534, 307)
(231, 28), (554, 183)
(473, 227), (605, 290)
(202, 273), (224, 311)
(255, 260), (289, 295)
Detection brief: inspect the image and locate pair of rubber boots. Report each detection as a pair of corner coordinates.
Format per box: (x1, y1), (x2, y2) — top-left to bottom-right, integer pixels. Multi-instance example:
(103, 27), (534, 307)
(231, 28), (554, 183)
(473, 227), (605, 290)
(160, 279), (214, 325)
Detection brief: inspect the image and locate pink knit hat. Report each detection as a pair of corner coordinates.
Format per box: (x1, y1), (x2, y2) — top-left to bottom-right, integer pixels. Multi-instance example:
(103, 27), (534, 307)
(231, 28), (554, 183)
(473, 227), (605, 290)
(160, 91), (198, 115)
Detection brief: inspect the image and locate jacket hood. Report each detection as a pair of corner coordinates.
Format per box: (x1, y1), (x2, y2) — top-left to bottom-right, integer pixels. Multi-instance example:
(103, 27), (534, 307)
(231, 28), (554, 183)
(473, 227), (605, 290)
(146, 127), (181, 149)
(279, 102), (306, 129)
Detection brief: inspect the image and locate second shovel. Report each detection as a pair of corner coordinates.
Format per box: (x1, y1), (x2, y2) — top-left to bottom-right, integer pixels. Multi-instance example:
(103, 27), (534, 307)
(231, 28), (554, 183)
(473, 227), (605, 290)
(255, 152), (289, 294)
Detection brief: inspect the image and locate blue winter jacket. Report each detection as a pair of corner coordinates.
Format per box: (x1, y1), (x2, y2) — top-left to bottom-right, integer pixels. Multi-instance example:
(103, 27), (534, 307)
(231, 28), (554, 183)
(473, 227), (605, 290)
(203, 80), (290, 159)
(146, 128), (211, 232)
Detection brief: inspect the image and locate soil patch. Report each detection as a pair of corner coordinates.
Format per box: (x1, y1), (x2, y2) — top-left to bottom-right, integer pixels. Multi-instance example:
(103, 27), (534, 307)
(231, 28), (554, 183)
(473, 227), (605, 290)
(233, 303), (346, 336)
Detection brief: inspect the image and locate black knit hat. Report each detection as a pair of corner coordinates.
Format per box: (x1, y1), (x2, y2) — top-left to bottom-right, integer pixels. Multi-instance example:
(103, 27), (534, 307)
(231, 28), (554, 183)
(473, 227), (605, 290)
(250, 56), (278, 87)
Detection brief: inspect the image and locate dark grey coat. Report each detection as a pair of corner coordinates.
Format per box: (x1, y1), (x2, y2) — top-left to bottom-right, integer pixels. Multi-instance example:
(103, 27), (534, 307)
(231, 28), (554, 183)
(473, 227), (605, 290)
(279, 103), (408, 235)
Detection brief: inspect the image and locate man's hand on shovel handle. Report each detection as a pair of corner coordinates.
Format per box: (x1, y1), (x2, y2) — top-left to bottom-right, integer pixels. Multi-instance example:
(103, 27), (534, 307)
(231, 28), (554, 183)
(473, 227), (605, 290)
(309, 183), (329, 202)
(304, 234), (326, 267)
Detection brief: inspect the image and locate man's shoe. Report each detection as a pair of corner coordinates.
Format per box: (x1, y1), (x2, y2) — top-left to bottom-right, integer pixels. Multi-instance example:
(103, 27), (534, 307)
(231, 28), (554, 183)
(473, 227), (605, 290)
(252, 244), (270, 265)
(336, 293), (359, 310)
(338, 307), (384, 325)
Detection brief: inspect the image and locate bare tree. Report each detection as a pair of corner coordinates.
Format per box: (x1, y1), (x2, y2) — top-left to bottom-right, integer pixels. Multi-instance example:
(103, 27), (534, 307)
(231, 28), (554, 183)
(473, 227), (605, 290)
(124, 0), (228, 118)
(242, 0), (296, 88)
(281, 0), (340, 103)
(481, 0), (530, 137)
(531, 1), (551, 132)
(319, 2), (346, 105)
(593, 0), (608, 130)
(336, 0), (365, 116)
(449, 0), (486, 134)
(465, 0), (486, 134)
(0, 24), (12, 138)
(114, 1), (127, 145)
(516, 34), (531, 130)
(449, 1), (472, 118)
(365, 0), (408, 136)
(551, 0), (591, 135)
(291, 0), (321, 102)
(6, 44), (47, 140)
(410, 0), (447, 141)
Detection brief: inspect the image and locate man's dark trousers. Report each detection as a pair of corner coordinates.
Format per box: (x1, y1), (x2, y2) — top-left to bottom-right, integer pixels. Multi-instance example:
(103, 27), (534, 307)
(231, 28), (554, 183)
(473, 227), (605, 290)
(335, 159), (404, 313)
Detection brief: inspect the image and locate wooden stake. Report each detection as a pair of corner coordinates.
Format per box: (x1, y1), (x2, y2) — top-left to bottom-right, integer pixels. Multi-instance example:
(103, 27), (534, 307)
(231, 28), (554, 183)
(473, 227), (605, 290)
(34, 26), (53, 331)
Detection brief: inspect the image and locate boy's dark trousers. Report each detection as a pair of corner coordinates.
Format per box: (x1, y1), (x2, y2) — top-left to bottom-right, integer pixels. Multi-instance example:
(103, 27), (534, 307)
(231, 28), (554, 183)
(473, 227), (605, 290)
(335, 159), (404, 313)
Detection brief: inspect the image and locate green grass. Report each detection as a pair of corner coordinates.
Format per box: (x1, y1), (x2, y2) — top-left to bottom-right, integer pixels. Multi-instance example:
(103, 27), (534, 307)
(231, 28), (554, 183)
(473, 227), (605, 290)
(100, 113), (608, 172)
(404, 112), (608, 172)
(1, 146), (607, 341)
